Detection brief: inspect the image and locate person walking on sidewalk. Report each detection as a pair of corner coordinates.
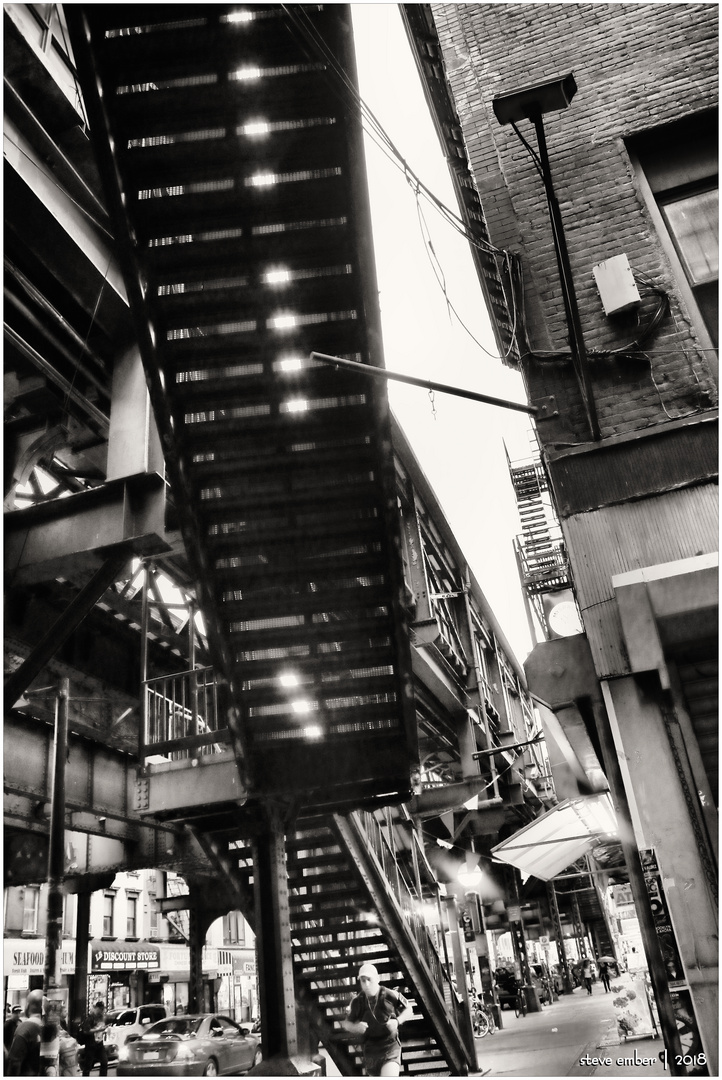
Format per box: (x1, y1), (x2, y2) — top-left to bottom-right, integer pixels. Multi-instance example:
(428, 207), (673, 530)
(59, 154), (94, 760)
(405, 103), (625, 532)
(582, 958), (593, 995)
(598, 961), (611, 992)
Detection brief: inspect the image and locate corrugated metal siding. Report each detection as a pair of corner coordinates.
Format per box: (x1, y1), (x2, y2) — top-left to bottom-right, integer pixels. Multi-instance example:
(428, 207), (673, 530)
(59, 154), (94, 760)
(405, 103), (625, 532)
(549, 416), (718, 517)
(565, 484), (718, 677)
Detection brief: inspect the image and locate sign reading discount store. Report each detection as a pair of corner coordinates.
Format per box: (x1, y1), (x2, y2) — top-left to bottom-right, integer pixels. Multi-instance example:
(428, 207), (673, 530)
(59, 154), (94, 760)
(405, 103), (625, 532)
(92, 943), (160, 971)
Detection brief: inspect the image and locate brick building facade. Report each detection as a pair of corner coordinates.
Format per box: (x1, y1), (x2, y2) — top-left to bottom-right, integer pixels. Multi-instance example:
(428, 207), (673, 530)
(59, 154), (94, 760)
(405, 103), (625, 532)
(405, 3), (718, 1071)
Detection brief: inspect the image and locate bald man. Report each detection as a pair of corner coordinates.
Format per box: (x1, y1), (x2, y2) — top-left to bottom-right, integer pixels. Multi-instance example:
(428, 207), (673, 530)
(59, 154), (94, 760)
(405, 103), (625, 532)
(7, 989), (44, 1075)
(342, 963), (412, 1076)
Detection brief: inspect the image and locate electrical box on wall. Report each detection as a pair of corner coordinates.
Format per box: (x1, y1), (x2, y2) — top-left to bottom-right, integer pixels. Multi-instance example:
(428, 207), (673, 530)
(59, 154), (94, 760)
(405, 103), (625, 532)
(592, 253), (641, 315)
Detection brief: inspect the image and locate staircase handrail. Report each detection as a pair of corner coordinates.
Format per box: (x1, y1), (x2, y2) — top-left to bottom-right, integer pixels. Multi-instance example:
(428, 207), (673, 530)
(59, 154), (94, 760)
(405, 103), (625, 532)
(343, 810), (474, 1069)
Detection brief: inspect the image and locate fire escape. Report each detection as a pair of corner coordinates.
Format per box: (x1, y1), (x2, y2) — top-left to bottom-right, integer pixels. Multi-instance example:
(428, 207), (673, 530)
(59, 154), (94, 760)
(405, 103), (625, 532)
(507, 437), (575, 638)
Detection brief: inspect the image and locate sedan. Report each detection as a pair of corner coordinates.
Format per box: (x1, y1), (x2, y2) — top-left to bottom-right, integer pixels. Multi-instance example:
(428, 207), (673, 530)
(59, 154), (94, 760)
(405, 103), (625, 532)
(117, 1014), (262, 1076)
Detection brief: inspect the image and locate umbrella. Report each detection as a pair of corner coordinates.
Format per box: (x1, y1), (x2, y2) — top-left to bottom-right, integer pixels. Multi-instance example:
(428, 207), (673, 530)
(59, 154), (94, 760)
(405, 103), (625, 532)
(596, 955), (616, 963)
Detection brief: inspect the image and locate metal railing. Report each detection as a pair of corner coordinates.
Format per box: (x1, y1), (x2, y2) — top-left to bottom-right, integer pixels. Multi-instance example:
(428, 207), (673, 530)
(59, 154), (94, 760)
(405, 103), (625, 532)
(353, 808), (466, 1037)
(142, 666), (227, 762)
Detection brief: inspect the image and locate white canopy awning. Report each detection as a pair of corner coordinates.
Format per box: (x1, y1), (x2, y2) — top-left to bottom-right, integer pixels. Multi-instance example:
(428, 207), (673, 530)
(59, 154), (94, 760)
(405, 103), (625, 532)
(491, 794), (618, 881)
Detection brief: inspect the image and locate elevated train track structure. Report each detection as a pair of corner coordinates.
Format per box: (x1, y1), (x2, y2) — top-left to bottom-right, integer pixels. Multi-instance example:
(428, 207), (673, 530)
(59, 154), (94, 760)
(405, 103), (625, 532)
(4, 4), (579, 1073)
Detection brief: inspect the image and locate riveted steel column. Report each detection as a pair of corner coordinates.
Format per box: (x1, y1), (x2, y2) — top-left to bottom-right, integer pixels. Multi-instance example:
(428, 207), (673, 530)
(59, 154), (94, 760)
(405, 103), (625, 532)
(546, 881), (574, 994)
(44, 679), (68, 997)
(571, 893), (588, 958)
(252, 808), (297, 1060)
(187, 902), (203, 1010)
(72, 889), (91, 1025)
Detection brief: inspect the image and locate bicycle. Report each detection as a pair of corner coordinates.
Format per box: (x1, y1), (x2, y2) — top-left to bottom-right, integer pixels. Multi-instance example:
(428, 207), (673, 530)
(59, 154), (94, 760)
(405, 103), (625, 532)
(514, 988), (527, 1018)
(472, 1001), (495, 1038)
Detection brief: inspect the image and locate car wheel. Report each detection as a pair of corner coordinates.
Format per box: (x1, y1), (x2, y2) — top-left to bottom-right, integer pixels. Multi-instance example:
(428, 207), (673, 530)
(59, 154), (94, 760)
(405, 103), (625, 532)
(203, 1059), (219, 1076)
(252, 1048), (263, 1068)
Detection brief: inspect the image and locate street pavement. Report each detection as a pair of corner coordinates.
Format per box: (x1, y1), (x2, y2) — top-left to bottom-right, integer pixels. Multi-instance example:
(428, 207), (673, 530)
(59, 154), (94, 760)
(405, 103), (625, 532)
(471, 983), (666, 1078)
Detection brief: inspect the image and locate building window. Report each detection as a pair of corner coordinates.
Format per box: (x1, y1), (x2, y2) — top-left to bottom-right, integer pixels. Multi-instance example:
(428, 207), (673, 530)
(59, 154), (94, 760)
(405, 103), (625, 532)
(62, 894), (76, 937)
(103, 893), (115, 937)
(149, 896), (159, 939)
(627, 109), (718, 350)
(22, 888), (40, 934)
(659, 186), (718, 338)
(224, 911), (245, 945)
(126, 896), (138, 938)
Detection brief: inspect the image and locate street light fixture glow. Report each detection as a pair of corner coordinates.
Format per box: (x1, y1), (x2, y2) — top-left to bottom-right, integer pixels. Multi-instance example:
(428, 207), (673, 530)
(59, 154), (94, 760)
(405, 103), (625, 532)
(264, 268), (291, 285)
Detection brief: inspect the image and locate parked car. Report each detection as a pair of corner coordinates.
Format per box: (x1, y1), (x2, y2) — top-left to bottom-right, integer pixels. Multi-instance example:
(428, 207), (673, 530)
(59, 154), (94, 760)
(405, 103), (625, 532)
(238, 1018), (261, 1037)
(104, 1003), (169, 1060)
(117, 1013), (262, 1076)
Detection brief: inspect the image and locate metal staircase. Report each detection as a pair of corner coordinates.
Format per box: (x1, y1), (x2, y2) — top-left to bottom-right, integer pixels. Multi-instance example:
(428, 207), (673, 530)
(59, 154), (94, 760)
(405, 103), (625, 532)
(205, 810), (475, 1076)
(66, 3), (417, 812)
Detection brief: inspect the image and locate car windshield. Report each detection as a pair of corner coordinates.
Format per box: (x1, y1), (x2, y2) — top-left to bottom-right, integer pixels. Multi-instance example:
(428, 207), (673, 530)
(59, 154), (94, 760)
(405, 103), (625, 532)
(148, 1018), (203, 1037)
(108, 1010), (135, 1026)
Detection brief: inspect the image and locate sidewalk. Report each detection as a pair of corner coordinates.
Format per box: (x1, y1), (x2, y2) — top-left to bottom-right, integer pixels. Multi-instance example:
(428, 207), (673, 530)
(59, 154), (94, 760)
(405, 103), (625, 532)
(471, 984), (666, 1078)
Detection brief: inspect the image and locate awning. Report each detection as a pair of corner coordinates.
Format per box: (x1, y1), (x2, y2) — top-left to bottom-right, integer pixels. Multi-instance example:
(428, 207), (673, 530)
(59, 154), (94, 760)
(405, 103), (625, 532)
(491, 794), (618, 881)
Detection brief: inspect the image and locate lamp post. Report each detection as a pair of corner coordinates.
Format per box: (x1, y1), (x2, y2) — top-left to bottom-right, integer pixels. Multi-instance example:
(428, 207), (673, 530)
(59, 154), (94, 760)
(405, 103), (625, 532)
(493, 74), (601, 441)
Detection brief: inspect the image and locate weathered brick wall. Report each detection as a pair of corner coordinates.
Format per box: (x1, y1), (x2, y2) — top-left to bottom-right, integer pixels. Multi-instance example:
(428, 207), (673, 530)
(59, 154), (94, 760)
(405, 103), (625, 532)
(432, 3), (718, 443)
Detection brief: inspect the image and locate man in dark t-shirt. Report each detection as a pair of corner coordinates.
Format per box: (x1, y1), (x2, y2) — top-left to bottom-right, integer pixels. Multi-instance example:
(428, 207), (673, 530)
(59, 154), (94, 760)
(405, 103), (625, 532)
(342, 963), (412, 1076)
(7, 990), (43, 1075)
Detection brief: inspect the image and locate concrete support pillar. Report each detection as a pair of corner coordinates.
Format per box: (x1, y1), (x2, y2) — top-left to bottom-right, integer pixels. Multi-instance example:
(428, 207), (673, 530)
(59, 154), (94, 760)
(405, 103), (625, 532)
(603, 675), (718, 1075)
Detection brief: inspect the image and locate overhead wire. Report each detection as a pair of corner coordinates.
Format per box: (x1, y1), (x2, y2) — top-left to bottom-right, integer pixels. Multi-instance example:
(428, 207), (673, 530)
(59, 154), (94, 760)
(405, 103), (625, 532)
(281, 4), (524, 362)
(281, 5), (507, 261)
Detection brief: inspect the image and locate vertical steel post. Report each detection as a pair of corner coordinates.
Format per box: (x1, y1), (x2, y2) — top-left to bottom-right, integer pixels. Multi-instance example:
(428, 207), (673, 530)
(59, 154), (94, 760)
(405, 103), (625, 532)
(188, 599), (199, 741)
(72, 890), (91, 1027)
(252, 808), (298, 1061)
(188, 899), (205, 1015)
(546, 881), (574, 993)
(140, 563), (150, 762)
(44, 678), (69, 996)
(572, 893), (588, 958)
(442, 895), (477, 1065)
(531, 112), (601, 442)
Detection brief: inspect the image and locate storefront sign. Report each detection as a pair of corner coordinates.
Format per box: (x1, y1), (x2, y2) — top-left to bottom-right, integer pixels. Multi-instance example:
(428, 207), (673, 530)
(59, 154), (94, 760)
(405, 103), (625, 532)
(4, 941), (76, 977)
(92, 943), (160, 971)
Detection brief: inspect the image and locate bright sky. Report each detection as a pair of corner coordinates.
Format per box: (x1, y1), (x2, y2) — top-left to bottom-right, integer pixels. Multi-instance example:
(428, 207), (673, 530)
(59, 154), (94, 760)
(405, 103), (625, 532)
(352, 4), (535, 662)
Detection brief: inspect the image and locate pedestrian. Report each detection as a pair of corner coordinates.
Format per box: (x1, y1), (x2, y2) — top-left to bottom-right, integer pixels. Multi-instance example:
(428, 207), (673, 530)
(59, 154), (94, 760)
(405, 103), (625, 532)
(7, 989), (44, 1075)
(80, 1000), (108, 1077)
(4, 1004), (23, 1051)
(582, 958), (593, 995)
(598, 961), (611, 993)
(342, 963), (413, 1076)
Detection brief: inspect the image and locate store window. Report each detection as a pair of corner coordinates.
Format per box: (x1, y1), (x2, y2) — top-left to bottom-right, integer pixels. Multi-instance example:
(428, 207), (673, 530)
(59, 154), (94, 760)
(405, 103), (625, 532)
(627, 109), (718, 352)
(103, 893), (115, 937)
(22, 887), (40, 934)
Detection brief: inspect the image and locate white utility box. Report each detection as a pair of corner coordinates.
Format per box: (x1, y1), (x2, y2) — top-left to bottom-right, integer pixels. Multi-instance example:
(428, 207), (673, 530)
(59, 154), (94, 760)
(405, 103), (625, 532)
(592, 253), (641, 315)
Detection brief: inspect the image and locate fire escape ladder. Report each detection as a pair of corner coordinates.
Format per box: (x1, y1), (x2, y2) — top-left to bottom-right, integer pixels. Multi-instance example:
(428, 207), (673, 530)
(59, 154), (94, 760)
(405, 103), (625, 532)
(164, 875), (190, 943)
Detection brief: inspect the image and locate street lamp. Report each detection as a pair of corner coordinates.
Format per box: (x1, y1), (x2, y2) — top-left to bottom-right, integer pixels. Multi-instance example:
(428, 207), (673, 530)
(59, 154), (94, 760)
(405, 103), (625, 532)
(493, 74), (601, 441)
